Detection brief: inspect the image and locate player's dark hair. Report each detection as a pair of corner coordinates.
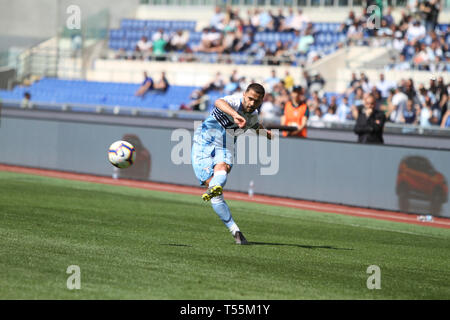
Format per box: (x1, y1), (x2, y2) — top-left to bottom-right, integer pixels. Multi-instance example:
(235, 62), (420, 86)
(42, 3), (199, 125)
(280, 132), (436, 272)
(246, 83), (265, 97)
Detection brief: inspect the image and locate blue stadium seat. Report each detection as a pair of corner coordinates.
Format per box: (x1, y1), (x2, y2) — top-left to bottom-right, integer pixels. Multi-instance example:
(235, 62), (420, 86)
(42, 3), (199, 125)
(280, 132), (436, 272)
(121, 19), (134, 30)
(1, 79), (205, 111)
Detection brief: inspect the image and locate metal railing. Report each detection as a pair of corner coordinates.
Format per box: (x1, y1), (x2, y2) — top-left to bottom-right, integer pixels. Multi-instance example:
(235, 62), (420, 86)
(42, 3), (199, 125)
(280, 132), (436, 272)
(108, 50), (317, 66)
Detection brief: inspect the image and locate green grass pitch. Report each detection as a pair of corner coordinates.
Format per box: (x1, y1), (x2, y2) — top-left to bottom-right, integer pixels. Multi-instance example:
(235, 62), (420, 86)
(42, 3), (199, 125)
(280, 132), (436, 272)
(0, 170), (449, 299)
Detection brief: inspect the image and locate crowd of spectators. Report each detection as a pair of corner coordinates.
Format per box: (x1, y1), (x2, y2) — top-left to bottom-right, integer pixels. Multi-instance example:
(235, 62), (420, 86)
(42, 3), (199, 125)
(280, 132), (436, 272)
(113, 3), (448, 70)
(191, 6), (323, 65)
(115, 6), (331, 66)
(181, 68), (449, 129)
(342, 1), (449, 71)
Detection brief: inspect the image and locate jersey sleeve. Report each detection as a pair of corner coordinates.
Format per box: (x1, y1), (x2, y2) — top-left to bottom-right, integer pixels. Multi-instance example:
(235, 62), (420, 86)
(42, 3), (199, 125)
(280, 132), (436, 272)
(220, 95), (242, 111)
(304, 106), (310, 118)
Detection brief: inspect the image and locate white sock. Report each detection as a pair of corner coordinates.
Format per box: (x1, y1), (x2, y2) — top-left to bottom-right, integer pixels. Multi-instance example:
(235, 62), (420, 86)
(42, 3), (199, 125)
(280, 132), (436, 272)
(228, 223), (240, 236)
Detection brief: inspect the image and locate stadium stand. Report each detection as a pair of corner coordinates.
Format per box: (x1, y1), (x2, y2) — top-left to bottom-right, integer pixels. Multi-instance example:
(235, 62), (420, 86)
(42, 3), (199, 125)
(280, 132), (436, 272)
(1, 4), (449, 129)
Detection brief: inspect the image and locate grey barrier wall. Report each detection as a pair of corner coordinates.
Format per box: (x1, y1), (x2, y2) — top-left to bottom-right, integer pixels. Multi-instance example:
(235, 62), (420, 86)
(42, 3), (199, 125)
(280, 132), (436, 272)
(1, 114), (449, 218)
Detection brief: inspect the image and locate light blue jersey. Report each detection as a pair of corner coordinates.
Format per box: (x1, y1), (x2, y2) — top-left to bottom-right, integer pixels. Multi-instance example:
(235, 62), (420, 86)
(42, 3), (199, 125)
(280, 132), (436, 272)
(191, 94), (260, 185)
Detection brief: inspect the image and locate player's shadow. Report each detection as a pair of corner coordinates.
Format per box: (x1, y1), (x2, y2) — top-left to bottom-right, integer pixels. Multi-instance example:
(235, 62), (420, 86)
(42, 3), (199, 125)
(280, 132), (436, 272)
(247, 241), (353, 250)
(160, 243), (193, 247)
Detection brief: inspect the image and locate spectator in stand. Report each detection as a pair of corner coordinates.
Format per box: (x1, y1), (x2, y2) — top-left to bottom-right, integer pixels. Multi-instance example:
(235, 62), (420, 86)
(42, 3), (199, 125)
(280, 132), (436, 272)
(152, 33), (168, 61)
(272, 82), (290, 109)
(299, 70), (311, 92)
(220, 29), (238, 54)
(419, 96), (434, 127)
(318, 96), (329, 115)
(430, 56), (446, 73)
(296, 28), (315, 55)
(375, 73), (395, 99)
(152, 29), (169, 42)
(21, 92), (32, 109)
(250, 8), (261, 31)
(436, 77), (448, 118)
(258, 9), (274, 32)
(441, 110), (450, 128)
(183, 88), (210, 112)
(346, 21), (364, 45)
(229, 69), (240, 84)
(394, 54), (411, 71)
(412, 42), (432, 70)
(265, 69), (281, 92)
(401, 39), (417, 61)
(271, 8), (285, 32)
(383, 6), (395, 27)
(283, 70), (294, 91)
(309, 108), (325, 128)
(234, 31), (253, 53)
(135, 71), (154, 96)
(372, 87), (386, 111)
(203, 72), (225, 92)
(419, 0), (440, 32)
(417, 83), (435, 107)
(135, 71), (169, 96)
(307, 90), (321, 112)
(280, 7), (295, 32)
(387, 86), (408, 123)
(376, 19), (393, 40)
(350, 87), (365, 119)
(135, 36), (152, 60)
(401, 99), (419, 124)
(340, 10), (356, 34)
(348, 72), (360, 89)
(329, 95), (339, 111)
(337, 96), (352, 122)
(248, 41), (267, 65)
(210, 6), (225, 31)
(430, 98), (443, 126)
(391, 31), (406, 53)
(308, 71), (325, 93)
(259, 93), (283, 124)
(322, 105), (340, 123)
(154, 71), (170, 92)
(359, 72), (373, 93)
(290, 9), (310, 33)
(195, 27), (222, 53)
(406, 20), (426, 42)
(167, 30), (188, 52)
(403, 78), (417, 100)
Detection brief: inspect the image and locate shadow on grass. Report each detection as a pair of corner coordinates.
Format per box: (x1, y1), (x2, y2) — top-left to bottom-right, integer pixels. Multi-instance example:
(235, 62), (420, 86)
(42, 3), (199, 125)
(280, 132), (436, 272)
(160, 243), (193, 247)
(247, 241), (353, 250)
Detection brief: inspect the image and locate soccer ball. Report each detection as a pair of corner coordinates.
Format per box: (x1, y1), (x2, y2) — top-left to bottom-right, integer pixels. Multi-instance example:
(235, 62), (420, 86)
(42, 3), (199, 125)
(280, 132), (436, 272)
(108, 140), (136, 169)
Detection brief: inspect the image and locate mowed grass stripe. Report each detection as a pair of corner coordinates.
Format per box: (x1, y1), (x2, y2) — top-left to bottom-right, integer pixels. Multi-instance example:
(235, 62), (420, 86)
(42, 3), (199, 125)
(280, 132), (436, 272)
(0, 171), (449, 299)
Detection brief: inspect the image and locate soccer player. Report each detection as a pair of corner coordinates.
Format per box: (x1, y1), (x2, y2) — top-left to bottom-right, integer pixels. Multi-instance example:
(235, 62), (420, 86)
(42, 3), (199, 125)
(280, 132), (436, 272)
(191, 83), (272, 245)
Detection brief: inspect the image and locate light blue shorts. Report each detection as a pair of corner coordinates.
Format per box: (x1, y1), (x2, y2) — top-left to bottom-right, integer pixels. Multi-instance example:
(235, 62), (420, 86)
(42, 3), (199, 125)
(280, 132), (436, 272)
(191, 116), (234, 185)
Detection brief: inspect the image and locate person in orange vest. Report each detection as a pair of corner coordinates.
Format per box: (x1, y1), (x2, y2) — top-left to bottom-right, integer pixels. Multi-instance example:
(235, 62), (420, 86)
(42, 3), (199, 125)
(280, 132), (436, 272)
(281, 86), (309, 138)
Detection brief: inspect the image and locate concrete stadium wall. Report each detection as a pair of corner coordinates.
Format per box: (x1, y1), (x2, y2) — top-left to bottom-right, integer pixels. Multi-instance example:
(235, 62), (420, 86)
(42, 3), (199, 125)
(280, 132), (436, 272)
(1, 114), (449, 218)
(0, 0), (139, 39)
(89, 59), (304, 87)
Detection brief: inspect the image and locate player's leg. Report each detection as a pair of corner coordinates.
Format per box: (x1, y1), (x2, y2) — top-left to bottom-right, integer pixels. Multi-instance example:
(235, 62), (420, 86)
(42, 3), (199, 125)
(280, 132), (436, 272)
(205, 162), (248, 245)
(202, 162), (230, 201)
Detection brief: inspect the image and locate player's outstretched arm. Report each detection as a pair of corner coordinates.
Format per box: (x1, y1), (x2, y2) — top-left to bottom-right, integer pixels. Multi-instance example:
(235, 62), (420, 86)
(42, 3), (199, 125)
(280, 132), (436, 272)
(215, 99), (246, 128)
